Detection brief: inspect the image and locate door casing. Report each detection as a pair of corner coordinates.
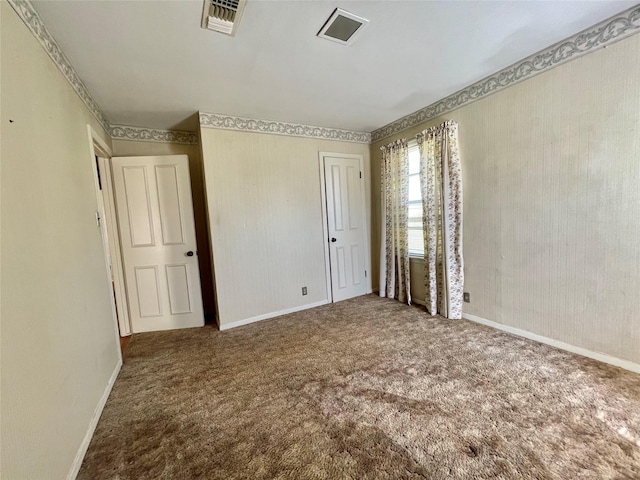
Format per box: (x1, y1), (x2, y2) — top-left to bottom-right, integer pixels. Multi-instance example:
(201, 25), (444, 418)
(86, 125), (128, 350)
(318, 152), (372, 303)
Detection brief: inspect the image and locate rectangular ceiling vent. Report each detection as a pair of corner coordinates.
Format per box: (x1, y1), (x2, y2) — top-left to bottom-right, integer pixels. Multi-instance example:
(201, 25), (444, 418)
(317, 8), (369, 45)
(201, 0), (246, 36)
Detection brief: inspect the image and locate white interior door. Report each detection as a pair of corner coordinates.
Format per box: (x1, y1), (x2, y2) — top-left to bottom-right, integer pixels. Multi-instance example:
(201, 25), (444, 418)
(323, 154), (368, 302)
(111, 155), (204, 333)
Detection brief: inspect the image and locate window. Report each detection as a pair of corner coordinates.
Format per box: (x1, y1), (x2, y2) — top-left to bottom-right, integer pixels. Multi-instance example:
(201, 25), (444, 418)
(408, 142), (424, 256)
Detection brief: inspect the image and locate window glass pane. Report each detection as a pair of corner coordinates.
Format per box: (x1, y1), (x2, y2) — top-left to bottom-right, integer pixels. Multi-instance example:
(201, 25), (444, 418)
(408, 174), (421, 202)
(409, 147), (420, 174)
(408, 221), (422, 232)
(408, 203), (422, 220)
(408, 228), (424, 256)
(407, 144), (423, 256)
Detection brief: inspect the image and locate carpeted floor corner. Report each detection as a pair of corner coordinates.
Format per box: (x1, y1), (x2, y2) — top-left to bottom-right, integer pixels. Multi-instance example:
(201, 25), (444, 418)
(79, 295), (640, 479)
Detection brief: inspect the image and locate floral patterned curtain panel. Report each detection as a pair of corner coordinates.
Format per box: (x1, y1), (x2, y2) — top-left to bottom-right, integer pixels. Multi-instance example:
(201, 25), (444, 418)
(379, 139), (411, 304)
(416, 121), (464, 319)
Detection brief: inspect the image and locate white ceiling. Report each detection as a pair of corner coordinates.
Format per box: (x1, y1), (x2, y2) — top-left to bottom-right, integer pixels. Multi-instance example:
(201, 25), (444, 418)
(33, 0), (634, 132)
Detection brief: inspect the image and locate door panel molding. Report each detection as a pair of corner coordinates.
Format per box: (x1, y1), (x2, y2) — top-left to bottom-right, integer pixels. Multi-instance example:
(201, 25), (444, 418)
(134, 265), (163, 317)
(122, 166), (155, 247)
(351, 244), (361, 285)
(155, 165), (186, 246)
(166, 264), (193, 314)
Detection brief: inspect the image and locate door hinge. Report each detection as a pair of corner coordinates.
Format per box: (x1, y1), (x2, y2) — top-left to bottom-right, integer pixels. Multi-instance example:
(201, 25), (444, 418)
(360, 171), (362, 179)
(95, 211), (102, 227)
(365, 270), (367, 277)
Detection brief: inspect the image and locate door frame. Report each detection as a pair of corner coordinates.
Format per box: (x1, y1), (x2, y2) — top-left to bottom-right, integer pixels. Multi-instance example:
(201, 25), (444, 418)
(318, 152), (371, 303)
(86, 125), (132, 337)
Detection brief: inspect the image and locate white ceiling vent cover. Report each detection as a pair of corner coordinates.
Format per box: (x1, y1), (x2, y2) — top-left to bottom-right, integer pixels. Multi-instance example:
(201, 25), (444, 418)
(201, 0), (246, 36)
(317, 8), (369, 45)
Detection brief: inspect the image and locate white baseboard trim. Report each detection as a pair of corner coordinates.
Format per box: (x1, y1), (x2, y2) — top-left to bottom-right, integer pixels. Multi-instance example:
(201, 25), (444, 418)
(412, 297), (426, 307)
(67, 357), (122, 480)
(462, 313), (640, 374)
(219, 300), (330, 331)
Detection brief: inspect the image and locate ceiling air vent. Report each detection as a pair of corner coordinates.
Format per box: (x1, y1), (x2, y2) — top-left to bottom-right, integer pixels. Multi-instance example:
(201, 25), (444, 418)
(201, 0), (246, 36)
(317, 8), (369, 45)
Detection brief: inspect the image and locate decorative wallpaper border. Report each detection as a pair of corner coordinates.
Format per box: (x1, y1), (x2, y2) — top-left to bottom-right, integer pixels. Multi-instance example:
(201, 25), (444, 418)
(371, 4), (640, 142)
(8, 0), (112, 133)
(111, 125), (199, 145)
(199, 112), (371, 144)
(12, 0), (640, 146)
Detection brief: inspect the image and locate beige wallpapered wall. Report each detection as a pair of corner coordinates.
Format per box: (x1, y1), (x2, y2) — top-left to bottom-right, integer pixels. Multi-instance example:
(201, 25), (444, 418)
(1, 3), (121, 478)
(372, 33), (640, 364)
(200, 128), (371, 328)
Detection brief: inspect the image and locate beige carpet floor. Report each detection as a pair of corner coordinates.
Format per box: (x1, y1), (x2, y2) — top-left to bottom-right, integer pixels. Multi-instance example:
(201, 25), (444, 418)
(79, 295), (640, 479)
